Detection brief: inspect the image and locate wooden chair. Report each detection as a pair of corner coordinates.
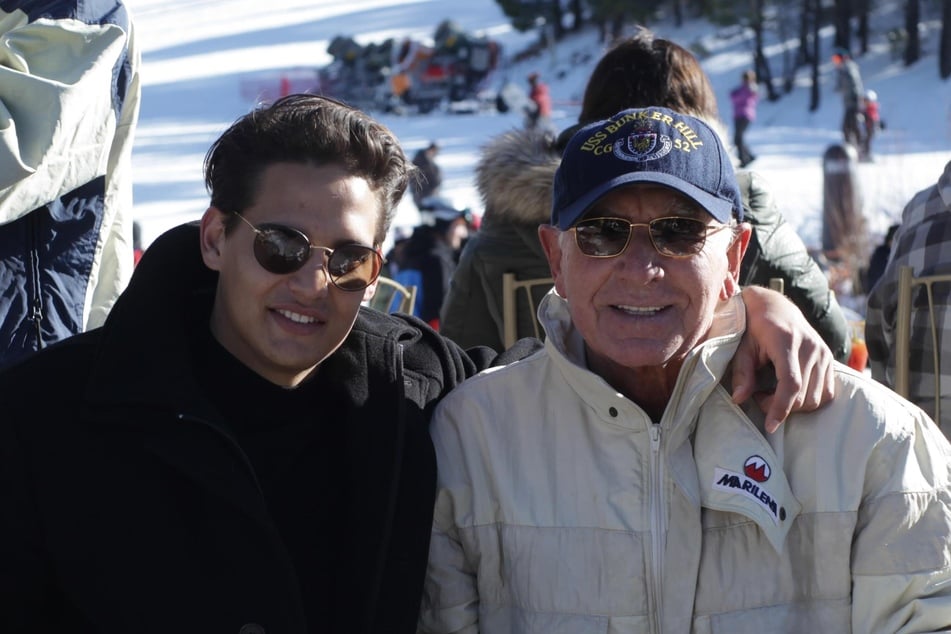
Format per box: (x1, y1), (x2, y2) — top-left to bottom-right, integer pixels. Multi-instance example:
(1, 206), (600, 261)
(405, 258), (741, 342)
(894, 265), (951, 423)
(501, 272), (554, 349)
(369, 276), (417, 314)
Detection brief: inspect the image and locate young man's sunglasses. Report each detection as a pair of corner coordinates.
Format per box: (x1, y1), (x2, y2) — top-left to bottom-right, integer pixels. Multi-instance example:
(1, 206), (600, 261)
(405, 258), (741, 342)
(571, 216), (732, 259)
(233, 213), (383, 291)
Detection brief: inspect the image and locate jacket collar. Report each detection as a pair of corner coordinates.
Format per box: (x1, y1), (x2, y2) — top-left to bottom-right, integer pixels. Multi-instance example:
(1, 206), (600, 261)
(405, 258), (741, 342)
(539, 291), (801, 551)
(75, 223), (424, 609)
(82, 222), (419, 412)
(538, 290), (748, 430)
(83, 222), (218, 412)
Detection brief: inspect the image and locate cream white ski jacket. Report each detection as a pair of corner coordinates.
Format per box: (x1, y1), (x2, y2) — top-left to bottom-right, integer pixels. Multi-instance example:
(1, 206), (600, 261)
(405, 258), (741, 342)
(420, 291), (951, 633)
(0, 1), (141, 365)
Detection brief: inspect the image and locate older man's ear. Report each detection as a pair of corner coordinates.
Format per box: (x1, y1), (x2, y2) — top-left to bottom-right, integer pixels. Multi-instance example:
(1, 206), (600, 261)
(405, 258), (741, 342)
(538, 224), (566, 297)
(722, 223), (753, 299)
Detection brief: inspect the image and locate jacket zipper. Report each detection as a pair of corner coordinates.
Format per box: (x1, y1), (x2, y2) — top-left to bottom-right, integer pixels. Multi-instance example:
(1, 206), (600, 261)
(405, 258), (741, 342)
(649, 422), (666, 633)
(28, 213), (43, 347)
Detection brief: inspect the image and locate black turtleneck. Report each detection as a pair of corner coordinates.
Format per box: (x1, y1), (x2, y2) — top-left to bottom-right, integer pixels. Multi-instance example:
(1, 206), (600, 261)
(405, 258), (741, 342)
(191, 306), (347, 632)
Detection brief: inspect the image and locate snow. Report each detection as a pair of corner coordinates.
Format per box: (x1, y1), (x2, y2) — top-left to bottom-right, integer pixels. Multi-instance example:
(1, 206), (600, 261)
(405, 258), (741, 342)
(125, 0), (951, 314)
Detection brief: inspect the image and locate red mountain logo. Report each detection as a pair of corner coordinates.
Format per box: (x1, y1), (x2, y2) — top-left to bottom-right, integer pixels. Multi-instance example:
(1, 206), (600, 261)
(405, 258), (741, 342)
(743, 455), (771, 482)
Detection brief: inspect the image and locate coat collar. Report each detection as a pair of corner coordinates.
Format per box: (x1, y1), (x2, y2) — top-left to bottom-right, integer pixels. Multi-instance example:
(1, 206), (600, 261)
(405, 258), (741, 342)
(82, 222), (418, 411)
(83, 222), (216, 411)
(539, 290), (802, 551)
(75, 221), (417, 543)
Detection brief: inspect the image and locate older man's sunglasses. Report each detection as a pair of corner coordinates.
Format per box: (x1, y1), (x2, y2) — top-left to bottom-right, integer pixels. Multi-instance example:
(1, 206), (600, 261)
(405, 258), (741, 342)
(233, 213), (383, 291)
(571, 216), (731, 258)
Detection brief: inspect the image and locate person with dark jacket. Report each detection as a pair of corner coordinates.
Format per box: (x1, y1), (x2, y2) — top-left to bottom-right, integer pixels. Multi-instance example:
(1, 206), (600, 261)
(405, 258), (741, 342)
(0, 94), (532, 634)
(410, 141), (442, 208)
(832, 48), (866, 152)
(442, 123), (849, 363)
(0, 94), (835, 634)
(396, 198), (471, 328)
(439, 128), (558, 350)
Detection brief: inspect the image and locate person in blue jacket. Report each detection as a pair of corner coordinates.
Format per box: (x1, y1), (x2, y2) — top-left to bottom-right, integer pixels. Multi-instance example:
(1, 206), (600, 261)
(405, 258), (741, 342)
(0, 0), (141, 368)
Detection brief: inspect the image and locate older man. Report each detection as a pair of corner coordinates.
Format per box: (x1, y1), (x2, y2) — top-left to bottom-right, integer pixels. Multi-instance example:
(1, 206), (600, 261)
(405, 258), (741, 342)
(419, 107), (951, 632)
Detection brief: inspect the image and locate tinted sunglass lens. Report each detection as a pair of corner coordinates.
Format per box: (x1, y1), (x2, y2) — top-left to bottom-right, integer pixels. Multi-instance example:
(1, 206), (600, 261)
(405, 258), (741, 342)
(246, 218), (380, 290)
(328, 246), (381, 291)
(576, 219), (630, 256)
(651, 218), (707, 256)
(254, 227), (310, 274)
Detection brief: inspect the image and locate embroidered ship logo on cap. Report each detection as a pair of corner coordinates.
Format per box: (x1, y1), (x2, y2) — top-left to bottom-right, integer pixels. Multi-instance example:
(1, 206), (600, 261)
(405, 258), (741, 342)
(614, 126), (672, 163)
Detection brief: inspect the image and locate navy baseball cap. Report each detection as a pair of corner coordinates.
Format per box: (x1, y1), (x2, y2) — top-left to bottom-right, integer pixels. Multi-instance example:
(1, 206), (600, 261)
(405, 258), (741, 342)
(552, 107), (744, 229)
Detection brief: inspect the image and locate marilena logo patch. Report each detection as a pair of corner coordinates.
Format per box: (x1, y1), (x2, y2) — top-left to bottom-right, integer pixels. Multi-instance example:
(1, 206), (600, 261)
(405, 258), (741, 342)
(743, 455), (770, 482)
(712, 467), (785, 524)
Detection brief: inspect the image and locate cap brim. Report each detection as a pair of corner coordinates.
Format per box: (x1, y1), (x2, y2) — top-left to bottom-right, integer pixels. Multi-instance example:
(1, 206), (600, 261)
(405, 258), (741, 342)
(557, 171), (736, 229)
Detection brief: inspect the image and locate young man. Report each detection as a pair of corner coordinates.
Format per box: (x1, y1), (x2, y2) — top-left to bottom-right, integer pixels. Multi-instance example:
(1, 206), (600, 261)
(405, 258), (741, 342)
(420, 107), (951, 632)
(0, 96), (834, 633)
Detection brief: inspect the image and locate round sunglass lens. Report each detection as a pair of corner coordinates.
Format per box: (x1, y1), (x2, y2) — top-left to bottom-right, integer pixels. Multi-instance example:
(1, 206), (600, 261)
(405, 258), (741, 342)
(329, 246), (380, 291)
(254, 227), (310, 274)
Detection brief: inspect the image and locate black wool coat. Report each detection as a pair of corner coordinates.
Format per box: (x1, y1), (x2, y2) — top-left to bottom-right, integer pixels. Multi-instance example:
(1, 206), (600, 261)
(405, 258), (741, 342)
(0, 223), (535, 634)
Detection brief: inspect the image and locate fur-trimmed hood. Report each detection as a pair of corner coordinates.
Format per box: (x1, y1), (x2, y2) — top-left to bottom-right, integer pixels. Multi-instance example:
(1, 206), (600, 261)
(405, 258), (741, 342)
(476, 128), (561, 226)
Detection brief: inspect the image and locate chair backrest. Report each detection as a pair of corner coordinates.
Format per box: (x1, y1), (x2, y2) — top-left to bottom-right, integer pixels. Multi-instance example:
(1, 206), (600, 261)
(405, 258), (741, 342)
(502, 272), (554, 349)
(369, 276), (417, 315)
(894, 265), (951, 423)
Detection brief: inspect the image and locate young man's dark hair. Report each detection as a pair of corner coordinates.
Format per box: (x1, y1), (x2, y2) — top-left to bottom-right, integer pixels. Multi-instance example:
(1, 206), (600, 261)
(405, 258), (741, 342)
(205, 94), (411, 245)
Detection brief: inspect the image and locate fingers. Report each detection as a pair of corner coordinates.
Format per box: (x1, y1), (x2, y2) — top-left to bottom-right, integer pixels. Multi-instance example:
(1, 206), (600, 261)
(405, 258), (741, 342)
(730, 334), (757, 406)
(757, 330), (837, 434)
(736, 285), (837, 433)
(797, 337), (836, 411)
(762, 339), (804, 433)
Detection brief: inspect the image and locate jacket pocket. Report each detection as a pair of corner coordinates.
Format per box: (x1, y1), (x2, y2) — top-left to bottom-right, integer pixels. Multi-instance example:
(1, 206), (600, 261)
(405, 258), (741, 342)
(707, 598), (851, 633)
(461, 523), (648, 630)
